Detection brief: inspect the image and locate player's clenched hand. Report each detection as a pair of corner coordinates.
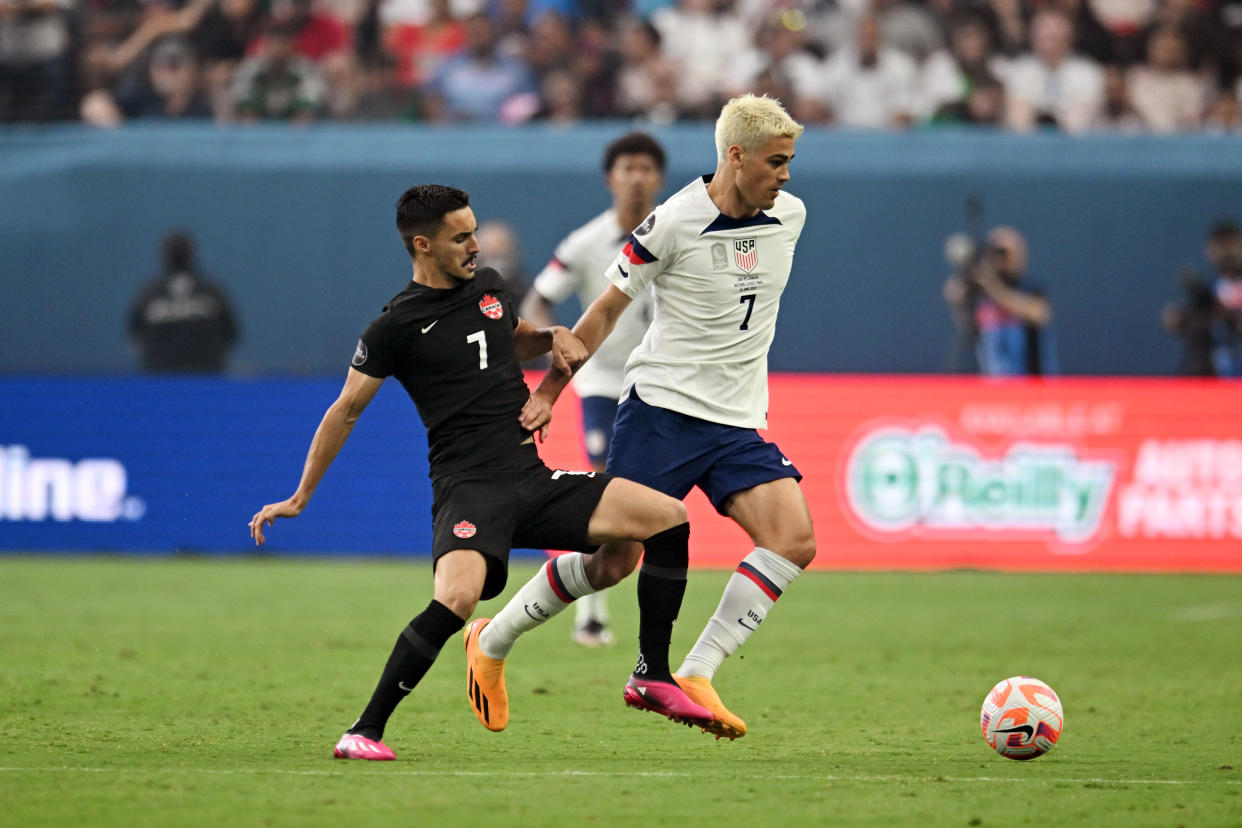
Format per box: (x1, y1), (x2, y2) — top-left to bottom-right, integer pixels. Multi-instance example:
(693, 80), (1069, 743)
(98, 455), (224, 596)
(249, 499), (303, 546)
(549, 326), (588, 377)
(519, 393), (553, 442)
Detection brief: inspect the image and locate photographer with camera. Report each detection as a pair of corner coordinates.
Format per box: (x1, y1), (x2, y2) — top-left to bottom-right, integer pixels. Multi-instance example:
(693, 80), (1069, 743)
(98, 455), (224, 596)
(1161, 219), (1242, 377)
(943, 224), (1057, 377)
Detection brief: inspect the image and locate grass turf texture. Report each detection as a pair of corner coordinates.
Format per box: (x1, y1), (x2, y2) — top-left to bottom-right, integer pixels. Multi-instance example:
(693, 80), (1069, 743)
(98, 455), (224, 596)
(1, 557), (1239, 827)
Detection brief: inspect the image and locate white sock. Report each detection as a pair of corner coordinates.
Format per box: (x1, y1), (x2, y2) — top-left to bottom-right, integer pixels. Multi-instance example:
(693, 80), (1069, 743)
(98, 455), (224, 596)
(676, 547), (802, 680)
(479, 553), (594, 659)
(574, 590), (609, 627)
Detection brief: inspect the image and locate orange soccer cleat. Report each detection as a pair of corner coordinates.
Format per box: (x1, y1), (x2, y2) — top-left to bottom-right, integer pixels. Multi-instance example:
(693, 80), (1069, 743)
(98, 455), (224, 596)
(463, 618), (508, 732)
(673, 674), (747, 740)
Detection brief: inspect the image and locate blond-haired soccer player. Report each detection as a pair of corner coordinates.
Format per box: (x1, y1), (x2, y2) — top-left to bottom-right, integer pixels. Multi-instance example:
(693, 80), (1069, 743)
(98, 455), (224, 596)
(471, 94), (815, 740)
(520, 131), (667, 649)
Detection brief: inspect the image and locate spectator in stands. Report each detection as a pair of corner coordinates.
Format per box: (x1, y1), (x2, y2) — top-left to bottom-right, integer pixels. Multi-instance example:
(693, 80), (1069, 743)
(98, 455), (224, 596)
(421, 11), (537, 122)
(81, 36), (212, 126)
(998, 7), (1104, 133)
(809, 12), (919, 128)
(570, 17), (619, 118)
(943, 225), (1057, 376)
(983, 0), (1027, 57)
(77, 0), (213, 115)
(919, 13), (1004, 120)
(534, 65), (583, 122)
(1094, 63), (1144, 131)
(251, 0), (353, 64)
(129, 230), (240, 374)
(650, 0), (752, 119)
(725, 10), (822, 121)
(613, 16), (680, 123)
(920, 0), (1022, 59)
(0, 0), (78, 120)
(524, 11), (574, 81)
(193, 0), (268, 114)
(1162, 220), (1242, 377)
(1146, 0), (1236, 89)
(228, 19), (325, 121)
(379, 0), (466, 89)
(1063, 0), (1138, 65)
(1126, 25), (1206, 132)
(928, 70), (1007, 126)
(871, 0), (944, 63)
(319, 49), (416, 119)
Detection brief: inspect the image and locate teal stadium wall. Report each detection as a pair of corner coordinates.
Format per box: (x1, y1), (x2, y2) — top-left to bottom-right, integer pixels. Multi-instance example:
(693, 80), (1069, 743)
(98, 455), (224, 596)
(2, 124), (1241, 376)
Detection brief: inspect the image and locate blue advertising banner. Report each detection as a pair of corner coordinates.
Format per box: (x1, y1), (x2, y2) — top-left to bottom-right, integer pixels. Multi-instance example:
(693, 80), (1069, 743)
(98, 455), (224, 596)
(0, 377), (446, 555)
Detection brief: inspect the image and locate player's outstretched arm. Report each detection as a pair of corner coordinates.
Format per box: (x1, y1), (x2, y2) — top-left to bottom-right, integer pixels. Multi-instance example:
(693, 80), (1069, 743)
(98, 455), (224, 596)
(513, 318), (586, 373)
(519, 285), (633, 434)
(249, 368), (383, 546)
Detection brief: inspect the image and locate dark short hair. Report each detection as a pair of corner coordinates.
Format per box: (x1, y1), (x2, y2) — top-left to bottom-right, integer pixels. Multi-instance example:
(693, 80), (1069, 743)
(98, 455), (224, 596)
(1209, 219), (1240, 243)
(602, 131), (666, 174)
(396, 184), (470, 255)
(161, 230), (195, 271)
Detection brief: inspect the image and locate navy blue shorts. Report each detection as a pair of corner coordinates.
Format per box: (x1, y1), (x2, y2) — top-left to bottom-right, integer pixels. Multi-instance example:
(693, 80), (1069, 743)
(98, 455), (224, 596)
(579, 395), (619, 465)
(606, 387), (801, 515)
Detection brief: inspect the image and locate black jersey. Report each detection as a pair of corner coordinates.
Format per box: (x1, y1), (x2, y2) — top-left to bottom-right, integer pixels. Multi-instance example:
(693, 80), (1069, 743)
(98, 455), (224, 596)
(351, 267), (532, 475)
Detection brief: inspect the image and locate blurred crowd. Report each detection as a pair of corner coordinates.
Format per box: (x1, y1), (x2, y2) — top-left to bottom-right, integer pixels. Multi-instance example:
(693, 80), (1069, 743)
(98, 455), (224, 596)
(4, 0), (1242, 131)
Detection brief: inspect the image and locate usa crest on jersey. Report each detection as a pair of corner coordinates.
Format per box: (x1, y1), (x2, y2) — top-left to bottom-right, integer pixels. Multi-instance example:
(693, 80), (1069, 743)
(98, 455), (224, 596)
(479, 294), (503, 319)
(733, 238), (758, 273)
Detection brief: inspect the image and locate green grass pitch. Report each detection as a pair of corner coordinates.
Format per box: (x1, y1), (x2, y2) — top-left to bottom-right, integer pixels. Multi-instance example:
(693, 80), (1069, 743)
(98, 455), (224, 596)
(1, 556), (1239, 827)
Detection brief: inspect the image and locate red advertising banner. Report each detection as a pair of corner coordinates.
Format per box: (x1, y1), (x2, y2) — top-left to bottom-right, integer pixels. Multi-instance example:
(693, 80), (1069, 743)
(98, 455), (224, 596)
(532, 374), (1242, 573)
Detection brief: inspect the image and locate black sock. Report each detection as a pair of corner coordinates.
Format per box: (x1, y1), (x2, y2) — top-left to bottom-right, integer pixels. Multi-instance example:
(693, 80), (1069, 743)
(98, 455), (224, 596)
(349, 599), (464, 741)
(634, 522), (690, 682)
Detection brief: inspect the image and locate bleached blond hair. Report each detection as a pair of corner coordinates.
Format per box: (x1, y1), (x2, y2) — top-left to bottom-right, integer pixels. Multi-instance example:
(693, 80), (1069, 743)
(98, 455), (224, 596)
(714, 94), (804, 163)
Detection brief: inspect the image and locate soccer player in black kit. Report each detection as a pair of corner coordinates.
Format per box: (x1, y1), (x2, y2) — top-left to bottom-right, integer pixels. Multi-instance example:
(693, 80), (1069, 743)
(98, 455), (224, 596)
(249, 184), (713, 760)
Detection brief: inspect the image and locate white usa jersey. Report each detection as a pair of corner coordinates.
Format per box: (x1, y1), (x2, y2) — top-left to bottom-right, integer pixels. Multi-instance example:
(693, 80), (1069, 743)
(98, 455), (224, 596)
(607, 176), (806, 429)
(532, 208), (653, 400)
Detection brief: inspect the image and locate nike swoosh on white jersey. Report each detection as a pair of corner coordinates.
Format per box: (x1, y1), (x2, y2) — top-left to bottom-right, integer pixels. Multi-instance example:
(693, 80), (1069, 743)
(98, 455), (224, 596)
(421, 320), (438, 334)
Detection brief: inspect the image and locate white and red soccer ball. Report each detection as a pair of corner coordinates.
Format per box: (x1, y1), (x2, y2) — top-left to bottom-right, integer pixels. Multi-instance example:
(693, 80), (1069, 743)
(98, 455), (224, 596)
(980, 676), (1064, 760)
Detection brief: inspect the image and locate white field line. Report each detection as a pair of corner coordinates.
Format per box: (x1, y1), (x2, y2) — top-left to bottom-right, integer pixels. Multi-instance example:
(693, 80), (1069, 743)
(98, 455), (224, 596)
(0, 766), (1236, 785)
(1169, 603), (1242, 622)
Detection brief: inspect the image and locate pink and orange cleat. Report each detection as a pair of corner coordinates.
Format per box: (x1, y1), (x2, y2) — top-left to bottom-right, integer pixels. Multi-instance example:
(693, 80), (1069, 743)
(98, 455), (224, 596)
(333, 732), (396, 761)
(623, 674), (714, 729)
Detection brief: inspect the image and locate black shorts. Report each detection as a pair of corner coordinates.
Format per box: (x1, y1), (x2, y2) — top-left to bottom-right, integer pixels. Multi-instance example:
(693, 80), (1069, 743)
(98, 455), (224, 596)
(430, 442), (613, 600)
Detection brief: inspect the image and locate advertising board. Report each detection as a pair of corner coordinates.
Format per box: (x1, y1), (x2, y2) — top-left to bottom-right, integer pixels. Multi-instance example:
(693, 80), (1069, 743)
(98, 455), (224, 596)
(4, 376), (1238, 571)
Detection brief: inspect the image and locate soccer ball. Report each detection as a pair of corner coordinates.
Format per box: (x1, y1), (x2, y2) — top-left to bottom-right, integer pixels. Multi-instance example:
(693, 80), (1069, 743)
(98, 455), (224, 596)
(980, 676), (1063, 760)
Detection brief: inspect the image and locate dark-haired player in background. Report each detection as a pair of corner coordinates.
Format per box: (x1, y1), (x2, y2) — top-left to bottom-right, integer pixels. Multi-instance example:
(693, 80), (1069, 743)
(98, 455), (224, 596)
(520, 131), (667, 648)
(249, 184), (711, 760)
